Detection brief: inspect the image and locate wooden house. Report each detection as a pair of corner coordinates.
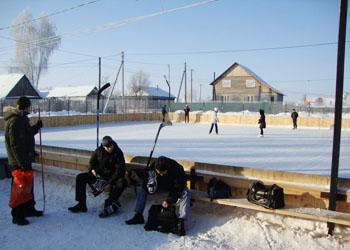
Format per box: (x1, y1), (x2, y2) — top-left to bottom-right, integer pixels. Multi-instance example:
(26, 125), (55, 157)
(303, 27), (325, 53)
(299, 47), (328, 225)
(0, 73), (42, 99)
(209, 63), (283, 103)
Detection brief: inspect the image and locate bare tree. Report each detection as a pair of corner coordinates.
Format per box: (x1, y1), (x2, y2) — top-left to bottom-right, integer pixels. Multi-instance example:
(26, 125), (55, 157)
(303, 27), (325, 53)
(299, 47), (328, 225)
(9, 10), (61, 88)
(128, 70), (151, 96)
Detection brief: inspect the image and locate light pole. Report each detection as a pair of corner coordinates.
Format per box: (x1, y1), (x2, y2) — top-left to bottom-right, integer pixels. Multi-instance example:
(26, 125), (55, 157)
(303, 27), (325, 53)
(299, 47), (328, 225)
(164, 75), (171, 111)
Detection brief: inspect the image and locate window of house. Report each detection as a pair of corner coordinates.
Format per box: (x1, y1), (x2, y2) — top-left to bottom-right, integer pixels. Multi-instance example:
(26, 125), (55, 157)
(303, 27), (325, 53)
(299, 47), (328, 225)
(222, 80), (231, 88)
(245, 79), (256, 88)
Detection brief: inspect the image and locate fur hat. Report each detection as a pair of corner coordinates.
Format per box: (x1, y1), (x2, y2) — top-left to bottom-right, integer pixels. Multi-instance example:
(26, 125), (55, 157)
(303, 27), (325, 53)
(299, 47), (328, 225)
(17, 96), (31, 110)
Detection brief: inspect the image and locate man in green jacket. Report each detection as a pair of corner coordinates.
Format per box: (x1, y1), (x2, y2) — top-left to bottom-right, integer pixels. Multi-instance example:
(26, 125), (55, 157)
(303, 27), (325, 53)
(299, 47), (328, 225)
(4, 96), (43, 226)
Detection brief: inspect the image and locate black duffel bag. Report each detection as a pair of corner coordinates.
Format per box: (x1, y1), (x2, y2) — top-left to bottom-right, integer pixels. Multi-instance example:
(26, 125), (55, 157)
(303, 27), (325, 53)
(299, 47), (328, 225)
(144, 205), (179, 234)
(247, 181), (285, 209)
(207, 177), (232, 201)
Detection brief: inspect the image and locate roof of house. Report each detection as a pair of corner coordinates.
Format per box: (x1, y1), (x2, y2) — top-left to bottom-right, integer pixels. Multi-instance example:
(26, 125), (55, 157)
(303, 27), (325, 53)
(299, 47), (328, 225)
(209, 62), (284, 95)
(46, 85), (98, 98)
(139, 86), (175, 98)
(0, 73), (41, 99)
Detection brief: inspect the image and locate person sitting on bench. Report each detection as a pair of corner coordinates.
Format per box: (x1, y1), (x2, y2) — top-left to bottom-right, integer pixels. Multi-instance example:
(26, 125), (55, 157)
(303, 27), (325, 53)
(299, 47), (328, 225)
(125, 156), (190, 236)
(68, 136), (127, 218)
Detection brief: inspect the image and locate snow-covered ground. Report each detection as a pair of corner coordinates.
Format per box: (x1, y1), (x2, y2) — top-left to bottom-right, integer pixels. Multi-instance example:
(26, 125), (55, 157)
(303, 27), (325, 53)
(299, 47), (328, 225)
(1, 121), (350, 249)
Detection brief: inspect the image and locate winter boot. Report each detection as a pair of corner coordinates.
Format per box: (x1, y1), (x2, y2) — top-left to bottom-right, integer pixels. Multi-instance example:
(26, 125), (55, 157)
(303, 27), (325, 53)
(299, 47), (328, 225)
(68, 202), (87, 213)
(99, 201), (121, 218)
(26, 209), (44, 217)
(125, 213), (144, 225)
(12, 217), (29, 226)
(176, 218), (186, 236)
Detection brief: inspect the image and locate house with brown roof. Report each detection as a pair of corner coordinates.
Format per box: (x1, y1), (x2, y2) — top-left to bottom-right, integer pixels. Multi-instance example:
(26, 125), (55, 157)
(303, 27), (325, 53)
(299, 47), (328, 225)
(210, 63), (283, 103)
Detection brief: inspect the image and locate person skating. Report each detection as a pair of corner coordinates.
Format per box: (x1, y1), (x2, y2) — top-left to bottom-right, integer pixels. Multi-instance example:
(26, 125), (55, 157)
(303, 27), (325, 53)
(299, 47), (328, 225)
(258, 109), (266, 137)
(184, 105), (190, 123)
(68, 136), (127, 218)
(209, 107), (219, 134)
(125, 156), (190, 236)
(4, 96), (44, 226)
(291, 109), (299, 129)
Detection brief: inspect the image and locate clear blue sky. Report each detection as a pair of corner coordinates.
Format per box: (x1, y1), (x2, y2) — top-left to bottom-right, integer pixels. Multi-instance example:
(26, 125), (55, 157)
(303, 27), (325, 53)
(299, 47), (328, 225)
(0, 0), (349, 103)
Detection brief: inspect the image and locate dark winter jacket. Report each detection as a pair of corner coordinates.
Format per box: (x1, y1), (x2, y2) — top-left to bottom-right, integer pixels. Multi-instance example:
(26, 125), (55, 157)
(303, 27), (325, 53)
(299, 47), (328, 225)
(149, 156), (187, 204)
(89, 141), (126, 185)
(161, 106), (167, 116)
(184, 106), (190, 115)
(258, 110), (266, 129)
(4, 107), (40, 170)
(291, 111), (299, 121)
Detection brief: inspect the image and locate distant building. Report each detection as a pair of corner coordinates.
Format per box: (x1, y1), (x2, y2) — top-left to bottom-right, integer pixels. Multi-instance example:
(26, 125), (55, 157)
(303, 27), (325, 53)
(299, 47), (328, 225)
(45, 85), (99, 101)
(303, 94), (350, 108)
(0, 73), (41, 99)
(137, 86), (175, 101)
(209, 62), (283, 103)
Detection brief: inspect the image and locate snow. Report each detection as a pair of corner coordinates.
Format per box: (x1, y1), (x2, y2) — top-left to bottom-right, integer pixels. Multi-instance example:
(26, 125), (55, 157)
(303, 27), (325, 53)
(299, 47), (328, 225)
(45, 85), (97, 98)
(1, 121), (350, 249)
(0, 73), (25, 98)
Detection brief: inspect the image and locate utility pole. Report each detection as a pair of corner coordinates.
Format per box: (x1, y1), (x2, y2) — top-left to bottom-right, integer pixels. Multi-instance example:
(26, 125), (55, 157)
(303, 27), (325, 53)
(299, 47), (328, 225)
(184, 62), (187, 103)
(328, 0), (348, 235)
(99, 57), (101, 89)
(200, 84), (202, 102)
(121, 51), (125, 112)
(191, 69), (193, 103)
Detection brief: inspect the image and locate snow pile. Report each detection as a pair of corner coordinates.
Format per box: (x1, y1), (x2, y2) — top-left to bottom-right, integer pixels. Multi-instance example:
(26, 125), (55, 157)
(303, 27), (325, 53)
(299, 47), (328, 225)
(0, 169), (349, 250)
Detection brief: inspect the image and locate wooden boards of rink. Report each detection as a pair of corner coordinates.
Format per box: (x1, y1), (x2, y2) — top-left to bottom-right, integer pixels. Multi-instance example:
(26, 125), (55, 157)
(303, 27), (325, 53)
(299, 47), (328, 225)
(34, 144), (350, 227)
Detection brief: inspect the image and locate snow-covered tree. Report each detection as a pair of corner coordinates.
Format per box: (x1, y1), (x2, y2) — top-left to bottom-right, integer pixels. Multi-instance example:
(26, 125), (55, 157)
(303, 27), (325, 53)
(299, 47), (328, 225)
(9, 10), (61, 88)
(128, 70), (151, 96)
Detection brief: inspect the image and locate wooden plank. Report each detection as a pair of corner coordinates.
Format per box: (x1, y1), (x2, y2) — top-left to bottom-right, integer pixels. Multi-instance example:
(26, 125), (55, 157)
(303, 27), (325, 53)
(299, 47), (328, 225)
(190, 191), (350, 227)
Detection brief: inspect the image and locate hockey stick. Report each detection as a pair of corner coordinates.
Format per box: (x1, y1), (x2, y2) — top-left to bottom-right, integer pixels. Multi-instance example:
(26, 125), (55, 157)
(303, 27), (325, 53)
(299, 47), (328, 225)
(96, 83), (111, 147)
(145, 121), (173, 168)
(38, 107), (46, 212)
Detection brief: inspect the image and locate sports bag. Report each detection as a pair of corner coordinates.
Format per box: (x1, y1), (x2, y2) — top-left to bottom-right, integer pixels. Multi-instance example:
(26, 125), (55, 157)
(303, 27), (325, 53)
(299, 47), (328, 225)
(247, 181), (285, 209)
(9, 169), (33, 208)
(207, 178), (232, 201)
(144, 204), (178, 234)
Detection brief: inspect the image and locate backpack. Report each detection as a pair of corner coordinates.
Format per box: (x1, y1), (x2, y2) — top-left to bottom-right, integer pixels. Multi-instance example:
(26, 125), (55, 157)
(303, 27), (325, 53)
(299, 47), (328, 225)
(144, 204), (179, 234)
(207, 178), (232, 201)
(247, 181), (285, 209)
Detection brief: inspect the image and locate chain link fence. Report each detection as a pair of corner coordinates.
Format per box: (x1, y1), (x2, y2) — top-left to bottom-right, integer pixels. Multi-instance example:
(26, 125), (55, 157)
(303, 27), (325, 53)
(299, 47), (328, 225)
(1, 98), (349, 117)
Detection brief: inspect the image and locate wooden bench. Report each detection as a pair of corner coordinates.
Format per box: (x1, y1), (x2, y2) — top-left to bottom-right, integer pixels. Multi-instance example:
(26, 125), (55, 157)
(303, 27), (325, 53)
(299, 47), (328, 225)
(34, 144), (350, 227)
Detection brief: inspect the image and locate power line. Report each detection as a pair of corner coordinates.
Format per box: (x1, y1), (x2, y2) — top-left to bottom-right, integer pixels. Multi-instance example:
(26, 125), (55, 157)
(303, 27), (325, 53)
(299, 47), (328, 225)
(127, 41), (348, 56)
(0, 0), (103, 31)
(0, 0), (219, 54)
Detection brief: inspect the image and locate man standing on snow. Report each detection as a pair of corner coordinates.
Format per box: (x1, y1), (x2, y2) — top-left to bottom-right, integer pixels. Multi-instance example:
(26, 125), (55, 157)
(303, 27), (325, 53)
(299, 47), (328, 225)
(68, 136), (127, 218)
(125, 156), (189, 236)
(291, 109), (299, 129)
(161, 105), (168, 122)
(4, 96), (43, 226)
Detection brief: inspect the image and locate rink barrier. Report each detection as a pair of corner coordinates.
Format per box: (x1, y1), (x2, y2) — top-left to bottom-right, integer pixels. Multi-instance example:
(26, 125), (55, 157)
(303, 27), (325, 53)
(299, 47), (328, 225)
(1, 112), (350, 130)
(34, 144), (350, 227)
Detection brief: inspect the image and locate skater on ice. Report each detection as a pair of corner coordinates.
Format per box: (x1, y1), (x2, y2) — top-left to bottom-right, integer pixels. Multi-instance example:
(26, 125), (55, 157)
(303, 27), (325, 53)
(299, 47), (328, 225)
(291, 109), (299, 129)
(258, 109), (266, 137)
(209, 107), (219, 135)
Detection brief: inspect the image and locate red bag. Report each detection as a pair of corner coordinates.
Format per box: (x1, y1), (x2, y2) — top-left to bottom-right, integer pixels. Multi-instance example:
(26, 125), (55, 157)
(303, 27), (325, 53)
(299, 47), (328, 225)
(9, 169), (33, 208)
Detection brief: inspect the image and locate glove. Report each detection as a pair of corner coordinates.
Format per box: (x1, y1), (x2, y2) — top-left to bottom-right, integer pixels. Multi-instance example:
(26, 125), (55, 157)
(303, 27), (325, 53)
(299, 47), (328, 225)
(92, 178), (108, 197)
(36, 119), (43, 129)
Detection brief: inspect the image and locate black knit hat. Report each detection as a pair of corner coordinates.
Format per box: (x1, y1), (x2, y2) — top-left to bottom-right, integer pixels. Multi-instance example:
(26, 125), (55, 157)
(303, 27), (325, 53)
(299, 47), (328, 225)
(17, 96), (31, 110)
(101, 136), (113, 147)
(155, 156), (168, 172)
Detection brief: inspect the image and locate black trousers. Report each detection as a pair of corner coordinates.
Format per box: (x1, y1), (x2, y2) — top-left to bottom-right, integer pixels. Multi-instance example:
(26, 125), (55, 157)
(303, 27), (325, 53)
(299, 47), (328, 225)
(75, 172), (127, 206)
(292, 119), (297, 129)
(11, 175), (36, 219)
(209, 123), (218, 134)
(184, 114), (189, 123)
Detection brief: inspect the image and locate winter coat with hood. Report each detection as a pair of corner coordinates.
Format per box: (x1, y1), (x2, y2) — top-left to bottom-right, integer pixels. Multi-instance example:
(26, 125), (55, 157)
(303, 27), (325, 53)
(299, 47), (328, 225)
(4, 106), (40, 170)
(258, 109), (266, 129)
(149, 156), (187, 204)
(89, 140), (126, 185)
